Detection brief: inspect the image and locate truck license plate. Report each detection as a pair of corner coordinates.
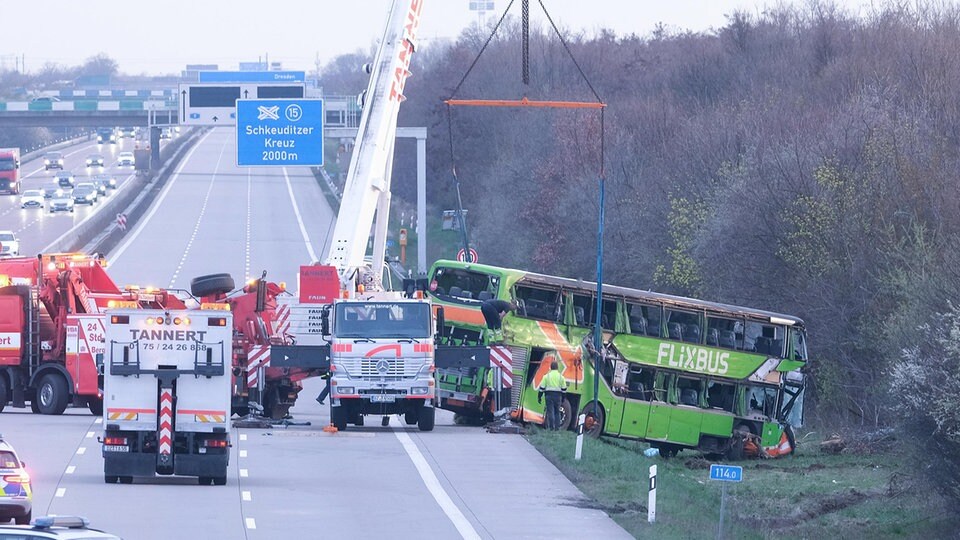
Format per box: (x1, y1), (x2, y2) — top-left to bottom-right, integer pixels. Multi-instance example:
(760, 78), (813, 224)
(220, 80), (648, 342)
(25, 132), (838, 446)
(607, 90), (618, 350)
(103, 445), (129, 453)
(369, 395), (396, 403)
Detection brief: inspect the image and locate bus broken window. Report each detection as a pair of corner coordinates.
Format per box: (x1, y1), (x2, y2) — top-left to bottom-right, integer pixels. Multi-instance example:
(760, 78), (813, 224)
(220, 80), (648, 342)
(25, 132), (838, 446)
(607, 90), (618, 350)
(430, 267), (497, 301)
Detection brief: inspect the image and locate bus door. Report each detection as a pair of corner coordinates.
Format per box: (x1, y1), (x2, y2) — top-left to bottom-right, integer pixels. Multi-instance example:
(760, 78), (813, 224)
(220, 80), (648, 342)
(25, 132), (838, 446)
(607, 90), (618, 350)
(645, 372), (672, 440)
(667, 375), (705, 446)
(617, 363), (653, 439)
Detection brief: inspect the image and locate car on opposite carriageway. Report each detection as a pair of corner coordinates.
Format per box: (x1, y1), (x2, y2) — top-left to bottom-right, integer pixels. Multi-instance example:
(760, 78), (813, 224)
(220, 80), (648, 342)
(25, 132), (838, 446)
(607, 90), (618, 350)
(85, 154), (105, 168)
(55, 171), (75, 189)
(93, 173), (117, 190)
(19, 190), (44, 209)
(117, 152), (134, 167)
(72, 183), (98, 205)
(49, 190), (74, 214)
(0, 231), (20, 257)
(43, 152), (63, 170)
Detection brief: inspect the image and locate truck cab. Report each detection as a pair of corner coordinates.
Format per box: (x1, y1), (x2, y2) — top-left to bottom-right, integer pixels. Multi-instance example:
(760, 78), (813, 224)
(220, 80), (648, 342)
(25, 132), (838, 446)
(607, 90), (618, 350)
(0, 149), (20, 195)
(327, 295), (437, 431)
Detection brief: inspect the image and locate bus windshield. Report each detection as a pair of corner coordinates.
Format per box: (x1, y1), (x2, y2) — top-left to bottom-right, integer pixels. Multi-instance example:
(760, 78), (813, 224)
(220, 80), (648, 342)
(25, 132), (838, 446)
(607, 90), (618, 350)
(335, 302), (431, 339)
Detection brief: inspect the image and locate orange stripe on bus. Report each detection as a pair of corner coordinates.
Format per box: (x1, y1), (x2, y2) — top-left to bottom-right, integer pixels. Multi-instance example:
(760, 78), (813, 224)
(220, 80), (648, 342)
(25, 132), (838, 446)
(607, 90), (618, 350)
(536, 322), (585, 384)
(436, 304), (486, 326)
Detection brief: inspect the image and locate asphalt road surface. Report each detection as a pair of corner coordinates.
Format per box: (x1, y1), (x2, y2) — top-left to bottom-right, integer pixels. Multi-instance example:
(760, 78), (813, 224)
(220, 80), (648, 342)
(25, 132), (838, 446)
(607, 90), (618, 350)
(3, 128), (630, 539)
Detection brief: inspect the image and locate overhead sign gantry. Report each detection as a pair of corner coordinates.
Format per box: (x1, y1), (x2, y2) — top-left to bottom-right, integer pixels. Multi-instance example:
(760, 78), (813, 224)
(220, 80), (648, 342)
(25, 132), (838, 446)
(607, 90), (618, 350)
(178, 83), (305, 126)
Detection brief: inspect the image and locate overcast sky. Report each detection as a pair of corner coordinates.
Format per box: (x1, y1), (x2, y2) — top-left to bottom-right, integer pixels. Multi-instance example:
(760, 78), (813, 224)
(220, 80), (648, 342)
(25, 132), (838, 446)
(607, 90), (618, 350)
(0, 0), (877, 75)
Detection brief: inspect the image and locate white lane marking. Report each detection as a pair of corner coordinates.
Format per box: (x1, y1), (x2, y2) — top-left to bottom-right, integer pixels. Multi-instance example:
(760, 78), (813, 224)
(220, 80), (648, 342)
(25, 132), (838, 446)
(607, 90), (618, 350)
(282, 167), (318, 262)
(393, 426), (481, 540)
(239, 450), (247, 458)
(242, 491), (252, 502)
(76, 447), (86, 455)
(240, 469), (249, 478)
(65, 466), (76, 475)
(239, 434), (247, 441)
(167, 142), (226, 288)
(86, 431), (94, 438)
(245, 518), (256, 530)
(55, 488), (66, 498)
(95, 418), (102, 424)
(109, 130), (214, 263)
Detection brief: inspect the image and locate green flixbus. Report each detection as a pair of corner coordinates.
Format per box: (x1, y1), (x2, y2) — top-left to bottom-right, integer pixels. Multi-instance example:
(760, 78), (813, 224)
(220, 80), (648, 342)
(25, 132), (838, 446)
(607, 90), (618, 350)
(428, 260), (807, 459)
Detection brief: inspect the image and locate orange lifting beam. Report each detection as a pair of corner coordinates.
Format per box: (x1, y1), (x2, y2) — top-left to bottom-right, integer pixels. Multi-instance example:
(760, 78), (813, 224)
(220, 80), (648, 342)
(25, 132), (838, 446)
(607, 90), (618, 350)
(445, 97), (605, 109)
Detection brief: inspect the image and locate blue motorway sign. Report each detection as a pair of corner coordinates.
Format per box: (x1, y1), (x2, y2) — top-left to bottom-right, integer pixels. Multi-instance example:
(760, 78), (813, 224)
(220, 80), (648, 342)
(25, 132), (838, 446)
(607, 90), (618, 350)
(236, 99), (324, 167)
(200, 71), (305, 83)
(709, 464), (743, 482)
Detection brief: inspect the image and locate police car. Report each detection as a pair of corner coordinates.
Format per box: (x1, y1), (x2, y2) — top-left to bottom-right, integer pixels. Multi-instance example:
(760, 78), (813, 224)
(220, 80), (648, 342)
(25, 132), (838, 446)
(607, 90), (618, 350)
(0, 434), (31, 524)
(0, 515), (121, 539)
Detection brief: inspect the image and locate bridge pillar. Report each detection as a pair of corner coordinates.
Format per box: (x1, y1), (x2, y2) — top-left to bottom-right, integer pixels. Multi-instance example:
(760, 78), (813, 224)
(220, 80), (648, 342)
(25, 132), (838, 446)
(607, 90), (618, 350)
(150, 127), (161, 167)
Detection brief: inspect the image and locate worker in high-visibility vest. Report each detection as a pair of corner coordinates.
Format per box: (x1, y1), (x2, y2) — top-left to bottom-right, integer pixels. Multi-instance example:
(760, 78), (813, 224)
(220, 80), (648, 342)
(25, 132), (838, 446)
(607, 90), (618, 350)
(537, 361), (568, 430)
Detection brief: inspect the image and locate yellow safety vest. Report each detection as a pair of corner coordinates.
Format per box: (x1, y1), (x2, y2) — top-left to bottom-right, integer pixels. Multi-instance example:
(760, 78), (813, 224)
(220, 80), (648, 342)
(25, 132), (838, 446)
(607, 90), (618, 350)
(539, 370), (567, 392)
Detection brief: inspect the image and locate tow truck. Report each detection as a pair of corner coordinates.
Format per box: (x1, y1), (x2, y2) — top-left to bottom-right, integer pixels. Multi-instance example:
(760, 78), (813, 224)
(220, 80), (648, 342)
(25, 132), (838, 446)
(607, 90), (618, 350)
(0, 253), (187, 416)
(100, 307), (232, 485)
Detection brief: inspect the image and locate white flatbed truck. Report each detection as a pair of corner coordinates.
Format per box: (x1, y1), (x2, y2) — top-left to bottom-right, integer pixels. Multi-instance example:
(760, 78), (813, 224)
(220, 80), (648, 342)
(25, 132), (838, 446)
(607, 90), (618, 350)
(100, 308), (232, 485)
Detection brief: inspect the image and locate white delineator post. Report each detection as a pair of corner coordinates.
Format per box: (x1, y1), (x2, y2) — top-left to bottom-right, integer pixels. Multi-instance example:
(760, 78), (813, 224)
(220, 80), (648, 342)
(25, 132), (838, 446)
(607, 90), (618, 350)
(575, 413), (586, 460)
(648, 464), (657, 524)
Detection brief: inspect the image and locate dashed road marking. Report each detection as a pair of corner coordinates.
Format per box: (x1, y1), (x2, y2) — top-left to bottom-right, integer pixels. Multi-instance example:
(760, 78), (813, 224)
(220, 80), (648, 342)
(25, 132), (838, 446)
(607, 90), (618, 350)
(109, 130), (213, 263)
(76, 447), (86, 455)
(55, 488), (66, 498)
(65, 466), (76, 475)
(245, 518), (256, 530)
(240, 434), (247, 441)
(95, 418), (103, 424)
(242, 491), (252, 502)
(239, 450), (247, 458)
(240, 469), (249, 478)
(86, 431), (95, 438)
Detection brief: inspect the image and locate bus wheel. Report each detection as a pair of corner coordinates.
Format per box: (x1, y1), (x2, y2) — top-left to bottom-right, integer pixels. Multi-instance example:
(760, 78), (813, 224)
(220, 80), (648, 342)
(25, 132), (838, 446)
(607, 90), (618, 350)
(581, 403), (605, 438)
(726, 423), (754, 460)
(559, 397), (574, 431)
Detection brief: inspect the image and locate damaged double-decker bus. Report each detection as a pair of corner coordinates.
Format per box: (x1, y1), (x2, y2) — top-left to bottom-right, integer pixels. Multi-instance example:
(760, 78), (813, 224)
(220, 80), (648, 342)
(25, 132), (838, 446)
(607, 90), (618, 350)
(428, 260), (807, 459)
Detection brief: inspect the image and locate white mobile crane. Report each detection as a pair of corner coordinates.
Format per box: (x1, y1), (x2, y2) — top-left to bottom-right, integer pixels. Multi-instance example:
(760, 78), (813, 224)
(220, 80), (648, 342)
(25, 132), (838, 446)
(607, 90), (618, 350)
(281, 0), (446, 431)
(325, 0), (422, 291)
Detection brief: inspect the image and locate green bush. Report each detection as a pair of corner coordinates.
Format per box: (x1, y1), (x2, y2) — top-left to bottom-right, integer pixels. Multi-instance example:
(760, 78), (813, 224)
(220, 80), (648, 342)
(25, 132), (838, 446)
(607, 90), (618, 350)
(891, 308), (960, 505)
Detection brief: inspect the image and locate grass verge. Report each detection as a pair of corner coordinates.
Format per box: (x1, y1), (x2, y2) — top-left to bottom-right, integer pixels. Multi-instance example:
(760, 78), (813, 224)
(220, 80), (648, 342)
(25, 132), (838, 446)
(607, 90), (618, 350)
(526, 428), (959, 539)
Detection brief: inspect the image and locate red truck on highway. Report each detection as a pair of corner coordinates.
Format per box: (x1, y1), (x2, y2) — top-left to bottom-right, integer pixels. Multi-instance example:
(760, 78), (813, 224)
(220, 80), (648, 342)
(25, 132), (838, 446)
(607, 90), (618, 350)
(0, 148), (21, 195)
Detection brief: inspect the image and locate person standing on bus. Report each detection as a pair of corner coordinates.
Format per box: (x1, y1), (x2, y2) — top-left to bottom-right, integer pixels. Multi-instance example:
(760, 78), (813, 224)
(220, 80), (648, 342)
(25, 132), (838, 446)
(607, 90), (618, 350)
(538, 360), (568, 430)
(480, 299), (517, 343)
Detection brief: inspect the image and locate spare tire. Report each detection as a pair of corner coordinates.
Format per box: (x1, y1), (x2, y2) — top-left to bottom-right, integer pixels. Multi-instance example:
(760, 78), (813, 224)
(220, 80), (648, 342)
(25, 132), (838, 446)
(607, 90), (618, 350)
(190, 273), (235, 298)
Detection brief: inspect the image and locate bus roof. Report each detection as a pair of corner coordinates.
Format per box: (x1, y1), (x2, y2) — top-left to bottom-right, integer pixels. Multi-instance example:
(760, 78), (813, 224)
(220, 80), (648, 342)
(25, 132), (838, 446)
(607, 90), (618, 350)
(431, 259), (805, 327)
